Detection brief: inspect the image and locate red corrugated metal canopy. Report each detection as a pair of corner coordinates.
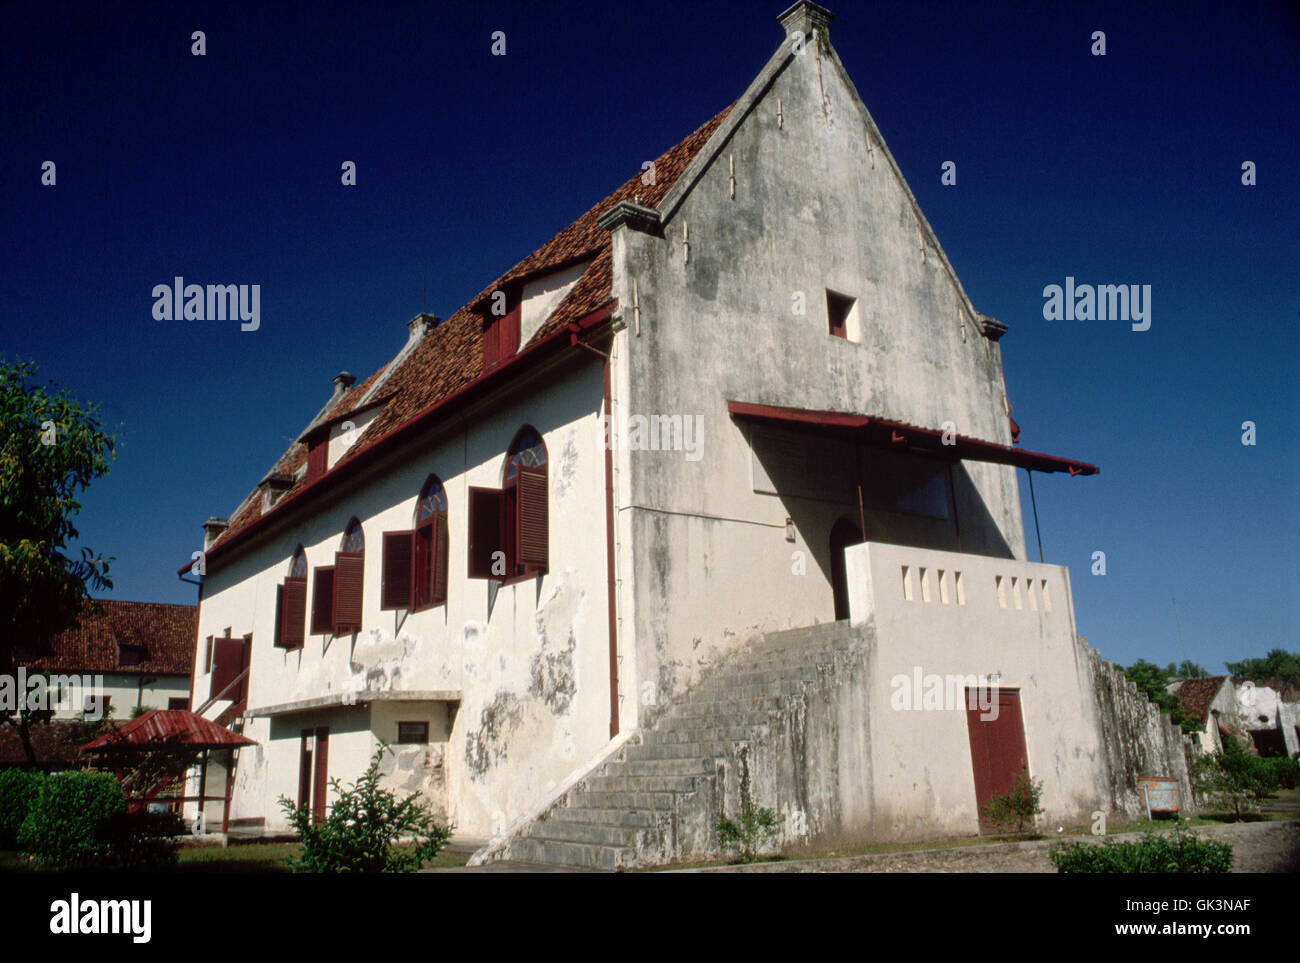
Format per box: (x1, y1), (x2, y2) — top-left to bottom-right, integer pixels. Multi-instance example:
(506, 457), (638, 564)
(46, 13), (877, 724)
(726, 401), (1098, 476)
(79, 709), (256, 752)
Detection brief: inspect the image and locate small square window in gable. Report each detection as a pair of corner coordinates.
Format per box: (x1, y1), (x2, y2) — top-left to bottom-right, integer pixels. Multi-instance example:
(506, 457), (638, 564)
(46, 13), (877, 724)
(826, 289), (861, 343)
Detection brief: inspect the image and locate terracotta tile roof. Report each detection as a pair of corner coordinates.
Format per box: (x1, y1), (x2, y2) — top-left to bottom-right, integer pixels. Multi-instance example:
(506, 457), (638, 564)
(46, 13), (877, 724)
(1171, 675), (1230, 722)
(201, 105), (732, 559)
(23, 599), (196, 676)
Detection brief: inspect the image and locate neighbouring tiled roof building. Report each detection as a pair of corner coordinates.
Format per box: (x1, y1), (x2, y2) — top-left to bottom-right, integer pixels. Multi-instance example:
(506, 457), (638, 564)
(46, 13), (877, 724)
(2, 599), (196, 768)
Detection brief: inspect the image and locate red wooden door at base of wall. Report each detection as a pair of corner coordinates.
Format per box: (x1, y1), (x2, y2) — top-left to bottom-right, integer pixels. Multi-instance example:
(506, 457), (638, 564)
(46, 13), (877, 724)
(964, 688), (1028, 833)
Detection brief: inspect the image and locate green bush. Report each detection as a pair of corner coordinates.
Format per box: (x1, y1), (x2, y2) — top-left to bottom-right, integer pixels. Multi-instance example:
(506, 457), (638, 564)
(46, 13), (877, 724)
(715, 803), (782, 863)
(1263, 754), (1300, 791)
(18, 770), (124, 866)
(278, 744), (453, 872)
(98, 809), (185, 870)
(1192, 737), (1277, 817)
(13, 769), (181, 869)
(1050, 824), (1232, 873)
(0, 769), (45, 849)
(980, 773), (1044, 836)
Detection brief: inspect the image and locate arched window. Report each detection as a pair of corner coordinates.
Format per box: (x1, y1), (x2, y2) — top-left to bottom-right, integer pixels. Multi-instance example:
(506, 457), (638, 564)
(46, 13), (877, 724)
(275, 546), (308, 650)
(382, 477), (449, 611)
(311, 519), (365, 636)
(342, 519), (365, 554)
(469, 427), (548, 581)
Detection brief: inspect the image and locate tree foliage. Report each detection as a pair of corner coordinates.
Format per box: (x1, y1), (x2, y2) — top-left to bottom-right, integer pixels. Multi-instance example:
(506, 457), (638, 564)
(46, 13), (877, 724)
(1224, 649), (1300, 686)
(1121, 659), (1203, 734)
(1163, 659), (1207, 678)
(0, 358), (117, 671)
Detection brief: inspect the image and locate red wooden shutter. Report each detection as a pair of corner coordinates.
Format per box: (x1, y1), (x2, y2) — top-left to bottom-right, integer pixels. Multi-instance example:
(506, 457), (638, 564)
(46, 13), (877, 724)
(381, 531), (414, 610)
(311, 566), (335, 634)
(499, 305), (520, 357)
(332, 551), (364, 634)
(209, 636), (245, 700)
(279, 576), (307, 649)
(468, 487), (504, 579)
(482, 317), (499, 371)
(312, 727), (329, 824)
(432, 510), (449, 604)
(307, 438), (327, 481)
(517, 466), (549, 570)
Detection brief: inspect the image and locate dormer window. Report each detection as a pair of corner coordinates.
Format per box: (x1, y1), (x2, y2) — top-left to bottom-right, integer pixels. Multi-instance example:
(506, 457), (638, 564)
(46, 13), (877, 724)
(116, 639), (148, 666)
(483, 288), (521, 372)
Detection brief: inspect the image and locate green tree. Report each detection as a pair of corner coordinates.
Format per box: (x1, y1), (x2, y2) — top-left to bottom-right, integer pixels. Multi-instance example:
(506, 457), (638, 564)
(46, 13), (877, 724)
(0, 359), (117, 763)
(1224, 649), (1300, 685)
(1164, 659), (1207, 678)
(1122, 660), (1201, 734)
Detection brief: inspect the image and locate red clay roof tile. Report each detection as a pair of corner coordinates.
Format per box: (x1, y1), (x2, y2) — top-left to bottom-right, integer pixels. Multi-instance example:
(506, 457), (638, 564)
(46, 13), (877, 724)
(203, 105), (731, 557)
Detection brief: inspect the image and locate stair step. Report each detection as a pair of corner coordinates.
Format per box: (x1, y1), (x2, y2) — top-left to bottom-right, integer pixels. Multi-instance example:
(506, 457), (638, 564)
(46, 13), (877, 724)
(622, 758), (711, 777)
(522, 820), (637, 847)
(547, 807), (667, 828)
(624, 740), (744, 761)
(507, 836), (626, 871)
(568, 789), (684, 810)
(583, 773), (699, 793)
(653, 724), (771, 744)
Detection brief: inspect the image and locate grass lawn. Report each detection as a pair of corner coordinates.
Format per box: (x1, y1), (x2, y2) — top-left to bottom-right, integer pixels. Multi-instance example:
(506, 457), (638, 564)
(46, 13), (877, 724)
(0, 839), (469, 872)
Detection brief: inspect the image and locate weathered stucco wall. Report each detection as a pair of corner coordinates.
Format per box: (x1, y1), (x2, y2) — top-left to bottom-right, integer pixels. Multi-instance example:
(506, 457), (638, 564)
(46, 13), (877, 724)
(677, 543), (1195, 854)
(192, 358), (612, 836)
(606, 35), (1026, 727)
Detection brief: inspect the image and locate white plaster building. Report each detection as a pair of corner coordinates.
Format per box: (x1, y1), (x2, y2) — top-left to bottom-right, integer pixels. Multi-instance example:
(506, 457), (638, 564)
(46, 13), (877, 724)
(180, 4), (1186, 863)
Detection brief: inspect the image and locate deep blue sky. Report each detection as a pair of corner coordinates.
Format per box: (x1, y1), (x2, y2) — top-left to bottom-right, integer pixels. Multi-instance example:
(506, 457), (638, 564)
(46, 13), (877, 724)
(2, 1), (1296, 673)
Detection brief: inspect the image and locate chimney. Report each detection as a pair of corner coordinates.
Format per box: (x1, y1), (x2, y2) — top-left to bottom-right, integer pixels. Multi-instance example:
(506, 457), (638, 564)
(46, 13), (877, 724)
(331, 371), (355, 402)
(407, 312), (439, 346)
(778, 1), (833, 41)
(202, 517), (229, 551)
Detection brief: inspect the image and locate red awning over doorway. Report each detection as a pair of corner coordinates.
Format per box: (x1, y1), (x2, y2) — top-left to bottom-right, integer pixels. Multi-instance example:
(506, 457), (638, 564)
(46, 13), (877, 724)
(726, 401), (1098, 476)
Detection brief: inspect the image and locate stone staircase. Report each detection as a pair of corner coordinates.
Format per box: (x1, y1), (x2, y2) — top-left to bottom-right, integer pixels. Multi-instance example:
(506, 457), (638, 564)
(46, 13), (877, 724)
(478, 619), (865, 870)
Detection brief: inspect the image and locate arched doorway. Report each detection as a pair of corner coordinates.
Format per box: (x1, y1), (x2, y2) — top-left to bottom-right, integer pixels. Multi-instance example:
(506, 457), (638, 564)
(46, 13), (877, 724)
(830, 517), (865, 621)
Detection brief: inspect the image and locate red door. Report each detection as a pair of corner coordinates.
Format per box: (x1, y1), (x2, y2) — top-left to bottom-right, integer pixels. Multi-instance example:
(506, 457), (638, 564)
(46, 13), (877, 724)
(964, 688), (1028, 832)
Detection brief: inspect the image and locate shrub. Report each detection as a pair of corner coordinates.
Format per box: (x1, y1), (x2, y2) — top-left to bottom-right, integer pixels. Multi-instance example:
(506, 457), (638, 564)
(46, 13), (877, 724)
(17, 770), (124, 866)
(0, 769), (44, 849)
(98, 809), (185, 870)
(1192, 737), (1277, 817)
(14, 769), (180, 870)
(979, 773), (1044, 836)
(1050, 823), (1232, 873)
(278, 744), (453, 872)
(715, 803), (782, 863)
(1263, 754), (1300, 791)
